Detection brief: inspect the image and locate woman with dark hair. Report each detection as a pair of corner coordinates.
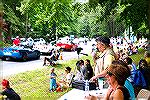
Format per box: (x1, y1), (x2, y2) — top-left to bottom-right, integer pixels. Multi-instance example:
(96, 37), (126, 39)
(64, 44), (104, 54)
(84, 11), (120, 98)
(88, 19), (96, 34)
(74, 60), (85, 81)
(84, 59), (94, 80)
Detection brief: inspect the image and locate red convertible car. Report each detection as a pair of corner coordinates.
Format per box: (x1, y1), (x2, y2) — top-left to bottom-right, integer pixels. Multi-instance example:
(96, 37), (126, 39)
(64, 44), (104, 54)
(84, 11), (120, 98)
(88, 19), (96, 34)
(56, 42), (78, 51)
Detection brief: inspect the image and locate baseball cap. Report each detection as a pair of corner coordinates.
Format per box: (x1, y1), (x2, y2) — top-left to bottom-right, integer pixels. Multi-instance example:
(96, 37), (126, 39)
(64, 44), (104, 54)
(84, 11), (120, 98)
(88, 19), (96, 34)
(1, 79), (9, 87)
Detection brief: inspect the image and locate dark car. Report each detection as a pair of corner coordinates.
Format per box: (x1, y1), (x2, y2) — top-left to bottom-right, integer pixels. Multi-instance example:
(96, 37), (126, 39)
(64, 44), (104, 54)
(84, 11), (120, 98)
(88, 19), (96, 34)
(0, 46), (40, 61)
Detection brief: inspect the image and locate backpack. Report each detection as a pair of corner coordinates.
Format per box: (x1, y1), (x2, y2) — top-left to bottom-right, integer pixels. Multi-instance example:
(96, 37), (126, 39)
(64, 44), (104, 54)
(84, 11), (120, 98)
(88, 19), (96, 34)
(131, 69), (147, 88)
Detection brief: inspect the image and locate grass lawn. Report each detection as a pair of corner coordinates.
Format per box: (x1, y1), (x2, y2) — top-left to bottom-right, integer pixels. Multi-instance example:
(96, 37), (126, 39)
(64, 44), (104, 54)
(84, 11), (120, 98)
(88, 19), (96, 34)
(1, 49), (146, 100)
(130, 48), (146, 66)
(2, 56), (93, 100)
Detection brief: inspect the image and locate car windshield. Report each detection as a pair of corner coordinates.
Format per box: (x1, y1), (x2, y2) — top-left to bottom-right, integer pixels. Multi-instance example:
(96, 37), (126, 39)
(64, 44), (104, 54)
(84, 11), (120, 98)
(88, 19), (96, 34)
(21, 39), (26, 42)
(34, 39), (40, 42)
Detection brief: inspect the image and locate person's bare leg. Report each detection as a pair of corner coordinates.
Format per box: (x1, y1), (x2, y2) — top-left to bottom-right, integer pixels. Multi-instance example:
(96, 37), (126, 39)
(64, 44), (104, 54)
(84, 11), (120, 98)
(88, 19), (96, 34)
(43, 57), (47, 66)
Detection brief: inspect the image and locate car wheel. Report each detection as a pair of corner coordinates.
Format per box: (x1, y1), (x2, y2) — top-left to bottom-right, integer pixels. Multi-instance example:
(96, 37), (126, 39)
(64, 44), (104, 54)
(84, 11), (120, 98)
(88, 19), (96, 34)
(34, 51), (40, 60)
(21, 52), (28, 62)
(6, 57), (11, 61)
(36, 53), (40, 60)
(2, 57), (6, 61)
(60, 48), (64, 52)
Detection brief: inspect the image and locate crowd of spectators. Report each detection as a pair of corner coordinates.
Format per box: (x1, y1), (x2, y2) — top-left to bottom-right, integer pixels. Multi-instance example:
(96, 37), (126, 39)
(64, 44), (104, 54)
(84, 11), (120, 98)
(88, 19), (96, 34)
(87, 36), (150, 99)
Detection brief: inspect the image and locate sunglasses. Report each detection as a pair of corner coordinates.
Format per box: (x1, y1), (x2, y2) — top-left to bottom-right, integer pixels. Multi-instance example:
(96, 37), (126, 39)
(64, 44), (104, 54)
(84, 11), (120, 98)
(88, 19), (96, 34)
(107, 71), (114, 76)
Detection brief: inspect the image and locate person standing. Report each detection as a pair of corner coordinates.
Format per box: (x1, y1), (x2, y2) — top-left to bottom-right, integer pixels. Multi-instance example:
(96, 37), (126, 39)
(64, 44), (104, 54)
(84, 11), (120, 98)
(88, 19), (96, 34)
(84, 59), (94, 80)
(49, 67), (57, 92)
(90, 36), (115, 88)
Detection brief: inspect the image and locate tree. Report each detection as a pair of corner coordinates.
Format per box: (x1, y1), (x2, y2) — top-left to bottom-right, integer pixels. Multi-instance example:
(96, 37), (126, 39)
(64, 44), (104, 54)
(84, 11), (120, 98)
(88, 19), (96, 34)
(89, 0), (150, 39)
(18, 0), (77, 41)
(1, 0), (26, 42)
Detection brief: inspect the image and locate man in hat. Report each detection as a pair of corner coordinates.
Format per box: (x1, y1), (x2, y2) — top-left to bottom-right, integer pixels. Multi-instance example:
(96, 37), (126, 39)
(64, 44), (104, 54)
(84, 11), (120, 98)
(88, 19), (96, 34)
(90, 36), (116, 89)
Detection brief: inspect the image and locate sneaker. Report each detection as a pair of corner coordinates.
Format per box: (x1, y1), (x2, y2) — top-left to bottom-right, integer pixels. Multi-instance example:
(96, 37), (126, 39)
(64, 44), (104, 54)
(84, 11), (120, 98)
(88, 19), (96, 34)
(49, 90), (53, 92)
(43, 63), (46, 66)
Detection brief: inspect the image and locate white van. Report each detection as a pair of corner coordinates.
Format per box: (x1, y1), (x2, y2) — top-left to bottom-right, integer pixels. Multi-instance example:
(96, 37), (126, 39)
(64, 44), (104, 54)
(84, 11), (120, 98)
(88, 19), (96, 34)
(34, 38), (46, 45)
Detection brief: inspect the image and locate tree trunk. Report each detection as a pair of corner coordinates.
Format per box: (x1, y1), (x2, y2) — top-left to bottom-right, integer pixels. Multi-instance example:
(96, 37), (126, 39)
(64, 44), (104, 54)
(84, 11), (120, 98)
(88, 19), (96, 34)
(148, 0), (150, 37)
(0, 10), (3, 42)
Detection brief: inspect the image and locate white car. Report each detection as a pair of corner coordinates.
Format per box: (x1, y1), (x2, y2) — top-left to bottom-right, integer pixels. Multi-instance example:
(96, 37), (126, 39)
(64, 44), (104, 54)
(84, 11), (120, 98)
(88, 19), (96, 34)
(34, 38), (46, 45)
(33, 43), (56, 55)
(20, 37), (34, 47)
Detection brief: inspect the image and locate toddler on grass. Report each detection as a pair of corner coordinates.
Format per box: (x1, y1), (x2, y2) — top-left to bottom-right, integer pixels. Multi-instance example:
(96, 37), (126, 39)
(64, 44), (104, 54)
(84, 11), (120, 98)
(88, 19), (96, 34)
(49, 67), (57, 92)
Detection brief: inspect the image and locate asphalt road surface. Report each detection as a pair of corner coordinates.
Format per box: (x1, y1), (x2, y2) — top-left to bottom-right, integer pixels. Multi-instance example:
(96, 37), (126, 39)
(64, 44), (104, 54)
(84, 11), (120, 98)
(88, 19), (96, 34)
(0, 43), (92, 77)
(0, 52), (78, 77)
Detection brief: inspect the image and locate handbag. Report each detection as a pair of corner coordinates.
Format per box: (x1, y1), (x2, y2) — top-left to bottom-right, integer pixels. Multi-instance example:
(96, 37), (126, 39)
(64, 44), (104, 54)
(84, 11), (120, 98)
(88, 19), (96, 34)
(71, 80), (96, 90)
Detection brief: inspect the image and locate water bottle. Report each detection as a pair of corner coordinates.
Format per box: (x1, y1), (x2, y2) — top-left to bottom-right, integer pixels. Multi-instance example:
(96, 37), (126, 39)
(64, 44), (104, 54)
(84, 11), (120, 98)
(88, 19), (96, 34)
(85, 80), (89, 91)
(98, 79), (104, 90)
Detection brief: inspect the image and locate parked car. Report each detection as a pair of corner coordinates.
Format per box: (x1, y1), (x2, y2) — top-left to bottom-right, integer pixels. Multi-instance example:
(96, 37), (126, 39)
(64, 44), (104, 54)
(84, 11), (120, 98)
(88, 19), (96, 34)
(34, 38), (46, 45)
(33, 43), (56, 55)
(0, 46), (40, 61)
(20, 37), (34, 48)
(138, 40), (150, 50)
(56, 42), (78, 51)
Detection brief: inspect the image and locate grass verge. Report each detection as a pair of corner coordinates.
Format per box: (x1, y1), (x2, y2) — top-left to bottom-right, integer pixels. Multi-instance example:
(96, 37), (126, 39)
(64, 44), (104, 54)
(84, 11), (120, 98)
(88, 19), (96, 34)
(2, 56), (93, 100)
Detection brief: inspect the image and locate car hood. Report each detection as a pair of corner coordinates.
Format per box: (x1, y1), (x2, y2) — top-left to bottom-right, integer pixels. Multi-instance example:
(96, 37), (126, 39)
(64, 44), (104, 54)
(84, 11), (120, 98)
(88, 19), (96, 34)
(3, 46), (33, 51)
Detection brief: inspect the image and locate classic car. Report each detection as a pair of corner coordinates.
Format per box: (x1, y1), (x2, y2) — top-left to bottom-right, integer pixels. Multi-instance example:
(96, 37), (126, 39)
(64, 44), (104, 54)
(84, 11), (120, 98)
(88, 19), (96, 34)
(56, 42), (78, 51)
(0, 46), (40, 61)
(33, 43), (57, 55)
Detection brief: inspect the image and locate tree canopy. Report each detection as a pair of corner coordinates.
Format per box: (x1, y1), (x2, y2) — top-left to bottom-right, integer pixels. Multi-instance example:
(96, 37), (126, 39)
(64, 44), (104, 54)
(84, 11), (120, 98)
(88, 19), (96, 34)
(1, 0), (149, 42)
(89, 0), (150, 39)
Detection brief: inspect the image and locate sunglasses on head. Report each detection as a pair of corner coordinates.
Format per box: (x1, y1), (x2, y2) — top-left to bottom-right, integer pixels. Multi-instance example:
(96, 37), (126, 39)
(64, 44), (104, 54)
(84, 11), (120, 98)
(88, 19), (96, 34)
(107, 71), (114, 76)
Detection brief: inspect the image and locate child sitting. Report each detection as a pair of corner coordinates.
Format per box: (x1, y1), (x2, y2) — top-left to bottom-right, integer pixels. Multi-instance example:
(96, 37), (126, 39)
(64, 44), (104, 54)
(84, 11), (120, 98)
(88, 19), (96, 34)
(56, 67), (73, 92)
(0, 79), (21, 100)
(49, 67), (57, 92)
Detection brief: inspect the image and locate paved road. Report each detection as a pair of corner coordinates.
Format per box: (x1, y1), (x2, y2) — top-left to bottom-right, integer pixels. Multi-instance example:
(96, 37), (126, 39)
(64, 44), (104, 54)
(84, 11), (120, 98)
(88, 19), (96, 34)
(0, 52), (78, 77)
(0, 43), (92, 77)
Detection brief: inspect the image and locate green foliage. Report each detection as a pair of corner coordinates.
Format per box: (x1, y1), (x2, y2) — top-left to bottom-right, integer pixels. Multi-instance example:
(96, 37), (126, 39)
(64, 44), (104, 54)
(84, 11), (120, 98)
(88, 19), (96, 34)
(0, 41), (11, 47)
(17, 0), (77, 41)
(2, 0), (26, 37)
(0, 41), (3, 47)
(89, 0), (150, 38)
(130, 48), (146, 65)
(2, 0), (150, 42)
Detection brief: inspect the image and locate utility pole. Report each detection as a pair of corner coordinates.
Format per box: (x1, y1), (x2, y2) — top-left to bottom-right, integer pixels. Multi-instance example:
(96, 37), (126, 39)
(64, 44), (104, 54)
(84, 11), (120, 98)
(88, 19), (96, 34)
(26, 13), (28, 38)
(55, 22), (58, 42)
